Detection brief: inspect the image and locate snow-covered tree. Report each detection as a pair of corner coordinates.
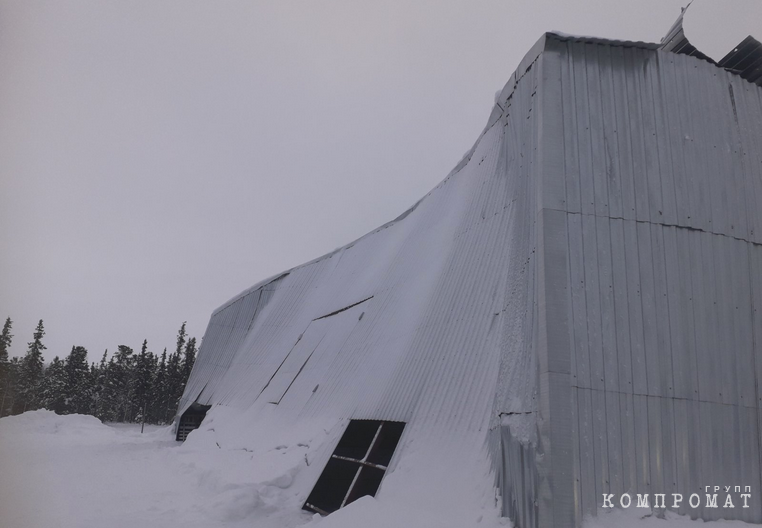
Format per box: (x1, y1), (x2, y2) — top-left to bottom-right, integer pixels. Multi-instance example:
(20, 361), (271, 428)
(132, 340), (154, 423)
(99, 345), (136, 422)
(64, 346), (91, 414)
(40, 356), (67, 413)
(182, 337), (196, 382)
(0, 317), (13, 417)
(150, 348), (168, 423)
(17, 320), (46, 412)
(164, 349), (182, 423)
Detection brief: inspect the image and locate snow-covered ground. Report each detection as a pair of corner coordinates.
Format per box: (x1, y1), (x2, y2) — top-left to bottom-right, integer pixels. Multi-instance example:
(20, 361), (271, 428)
(0, 410), (758, 528)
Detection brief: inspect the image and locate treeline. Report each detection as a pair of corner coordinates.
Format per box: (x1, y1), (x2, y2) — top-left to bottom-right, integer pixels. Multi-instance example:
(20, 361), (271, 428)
(0, 317), (196, 424)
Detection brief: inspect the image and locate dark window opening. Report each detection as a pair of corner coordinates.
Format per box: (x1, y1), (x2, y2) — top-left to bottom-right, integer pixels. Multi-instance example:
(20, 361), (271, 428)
(303, 420), (405, 516)
(176, 403), (210, 442)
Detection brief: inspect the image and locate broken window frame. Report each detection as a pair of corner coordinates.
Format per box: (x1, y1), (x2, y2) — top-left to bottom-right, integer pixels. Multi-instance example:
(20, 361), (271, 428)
(303, 420), (405, 516)
(176, 402), (211, 442)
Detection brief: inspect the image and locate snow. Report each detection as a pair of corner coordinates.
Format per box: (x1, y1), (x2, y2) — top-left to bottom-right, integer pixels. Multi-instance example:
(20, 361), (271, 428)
(586, 507), (757, 528)
(0, 410), (759, 528)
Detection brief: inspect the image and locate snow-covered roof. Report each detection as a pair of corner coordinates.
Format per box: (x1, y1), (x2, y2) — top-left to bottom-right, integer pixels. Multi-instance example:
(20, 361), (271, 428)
(178, 26), (762, 528)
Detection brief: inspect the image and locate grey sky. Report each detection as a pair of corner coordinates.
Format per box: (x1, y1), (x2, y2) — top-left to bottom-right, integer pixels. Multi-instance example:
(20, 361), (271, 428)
(1, 0), (758, 362)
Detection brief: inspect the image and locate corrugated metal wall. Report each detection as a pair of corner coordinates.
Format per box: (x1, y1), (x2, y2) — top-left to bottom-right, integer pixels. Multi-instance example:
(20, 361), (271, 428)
(538, 35), (762, 526)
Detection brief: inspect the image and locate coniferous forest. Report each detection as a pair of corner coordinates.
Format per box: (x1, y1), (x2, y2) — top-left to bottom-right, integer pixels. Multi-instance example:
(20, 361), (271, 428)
(0, 316), (196, 424)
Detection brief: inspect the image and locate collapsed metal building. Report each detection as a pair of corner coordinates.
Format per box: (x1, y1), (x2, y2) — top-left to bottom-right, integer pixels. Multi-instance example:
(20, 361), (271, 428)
(176, 16), (762, 528)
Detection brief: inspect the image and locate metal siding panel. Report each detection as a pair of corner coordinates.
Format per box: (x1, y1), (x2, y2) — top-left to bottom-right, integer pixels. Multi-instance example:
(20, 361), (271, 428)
(659, 396), (678, 497)
(610, 218), (633, 393)
(637, 221), (661, 397)
(591, 389), (609, 504)
(714, 235), (735, 405)
(539, 41), (567, 212)
(650, 53), (678, 226)
(752, 246), (762, 417)
(584, 44), (610, 218)
(646, 396), (664, 494)
(741, 406), (762, 520)
(623, 48), (650, 222)
(561, 41), (582, 215)
(732, 238), (755, 407)
(540, 371), (575, 528)
(619, 391), (637, 495)
(660, 53), (690, 227)
(605, 389), (623, 497)
(598, 45), (623, 219)
(568, 214), (590, 389)
(698, 65), (730, 237)
(678, 230), (699, 401)
(650, 225), (674, 397)
(597, 218), (618, 394)
(624, 220), (648, 395)
(632, 394), (651, 495)
(694, 230), (716, 404)
(737, 83), (762, 244)
(672, 398), (693, 515)
(723, 77), (748, 240)
(571, 43), (596, 216)
(701, 402), (720, 521)
(582, 214), (604, 390)
(666, 227), (696, 400)
(569, 387), (581, 526)
(638, 47), (664, 224)
(609, 46), (636, 220)
(673, 55), (704, 231)
(576, 387), (596, 518)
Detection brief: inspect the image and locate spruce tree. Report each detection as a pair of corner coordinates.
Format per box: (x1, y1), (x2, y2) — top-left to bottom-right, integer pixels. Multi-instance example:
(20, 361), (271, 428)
(182, 337), (196, 383)
(164, 349), (182, 423)
(7, 357), (22, 415)
(160, 323), (189, 423)
(132, 340), (154, 423)
(0, 317), (11, 364)
(92, 350), (109, 419)
(151, 348), (168, 424)
(40, 356), (67, 413)
(103, 345), (135, 422)
(64, 346), (90, 414)
(175, 322), (187, 359)
(0, 317), (13, 417)
(18, 320), (46, 411)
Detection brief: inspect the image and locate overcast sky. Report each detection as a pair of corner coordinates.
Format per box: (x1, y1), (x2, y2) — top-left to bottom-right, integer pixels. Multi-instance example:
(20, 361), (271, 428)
(1, 0), (759, 362)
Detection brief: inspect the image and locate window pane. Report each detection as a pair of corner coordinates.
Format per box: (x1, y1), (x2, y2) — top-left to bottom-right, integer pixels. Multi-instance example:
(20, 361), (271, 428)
(366, 421), (405, 466)
(344, 467), (385, 507)
(303, 420), (406, 516)
(334, 420), (381, 460)
(304, 458), (359, 514)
